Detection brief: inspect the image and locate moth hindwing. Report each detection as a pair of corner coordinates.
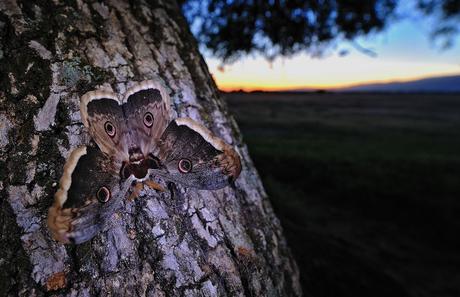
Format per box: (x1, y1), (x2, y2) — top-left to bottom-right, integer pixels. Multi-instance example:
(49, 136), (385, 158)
(47, 145), (133, 244)
(149, 117), (242, 190)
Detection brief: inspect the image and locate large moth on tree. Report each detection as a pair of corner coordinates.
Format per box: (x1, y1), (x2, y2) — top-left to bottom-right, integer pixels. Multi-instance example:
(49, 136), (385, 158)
(48, 81), (241, 244)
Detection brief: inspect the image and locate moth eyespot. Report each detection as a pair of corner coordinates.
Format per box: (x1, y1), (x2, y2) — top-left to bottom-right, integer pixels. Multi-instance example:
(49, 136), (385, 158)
(104, 121), (116, 137)
(178, 158), (192, 173)
(143, 112), (154, 128)
(97, 186), (111, 203)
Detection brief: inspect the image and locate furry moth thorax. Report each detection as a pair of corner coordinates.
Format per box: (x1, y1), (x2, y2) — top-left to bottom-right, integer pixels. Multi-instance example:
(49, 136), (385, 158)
(48, 80), (242, 244)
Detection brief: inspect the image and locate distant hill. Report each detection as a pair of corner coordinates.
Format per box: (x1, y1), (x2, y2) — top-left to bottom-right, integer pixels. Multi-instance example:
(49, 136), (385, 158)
(221, 74), (460, 94)
(338, 75), (460, 92)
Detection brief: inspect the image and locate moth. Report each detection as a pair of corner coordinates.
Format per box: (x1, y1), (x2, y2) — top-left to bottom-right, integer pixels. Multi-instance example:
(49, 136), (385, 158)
(48, 80), (241, 244)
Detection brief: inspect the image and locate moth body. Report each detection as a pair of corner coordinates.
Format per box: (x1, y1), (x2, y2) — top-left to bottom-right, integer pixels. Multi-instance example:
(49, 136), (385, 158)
(48, 80), (242, 244)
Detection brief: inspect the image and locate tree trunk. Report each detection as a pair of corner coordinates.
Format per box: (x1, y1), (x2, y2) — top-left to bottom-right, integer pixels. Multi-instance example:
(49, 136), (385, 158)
(0, 0), (301, 296)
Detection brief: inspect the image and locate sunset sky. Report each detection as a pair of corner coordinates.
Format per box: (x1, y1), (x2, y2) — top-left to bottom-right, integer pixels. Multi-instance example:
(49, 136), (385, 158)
(203, 6), (460, 92)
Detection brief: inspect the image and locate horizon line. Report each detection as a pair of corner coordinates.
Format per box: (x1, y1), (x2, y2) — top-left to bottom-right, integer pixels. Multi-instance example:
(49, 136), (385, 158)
(217, 72), (460, 92)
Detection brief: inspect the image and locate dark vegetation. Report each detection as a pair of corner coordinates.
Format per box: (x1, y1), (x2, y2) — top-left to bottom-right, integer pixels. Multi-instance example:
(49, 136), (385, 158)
(182, 0), (460, 62)
(225, 91), (460, 297)
(338, 74), (460, 92)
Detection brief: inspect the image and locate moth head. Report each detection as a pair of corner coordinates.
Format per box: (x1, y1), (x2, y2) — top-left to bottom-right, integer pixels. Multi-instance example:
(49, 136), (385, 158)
(120, 155), (162, 180)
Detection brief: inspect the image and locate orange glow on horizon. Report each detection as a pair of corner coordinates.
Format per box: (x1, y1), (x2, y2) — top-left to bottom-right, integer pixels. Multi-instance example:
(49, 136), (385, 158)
(202, 15), (460, 92)
(206, 53), (460, 92)
(215, 73), (460, 92)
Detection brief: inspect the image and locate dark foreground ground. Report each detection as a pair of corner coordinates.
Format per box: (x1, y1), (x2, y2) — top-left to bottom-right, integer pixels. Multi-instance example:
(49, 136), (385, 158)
(224, 92), (460, 297)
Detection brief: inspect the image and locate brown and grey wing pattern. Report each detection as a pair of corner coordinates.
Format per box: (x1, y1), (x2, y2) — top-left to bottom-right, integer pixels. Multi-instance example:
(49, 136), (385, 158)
(151, 118), (241, 190)
(80, 90), (130, 162)
(122, 80), (171, 161)
(47, 146), (133, 244)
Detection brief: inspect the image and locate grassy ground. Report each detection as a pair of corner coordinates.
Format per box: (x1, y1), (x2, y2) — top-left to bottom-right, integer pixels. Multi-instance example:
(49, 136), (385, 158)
(224, 92), (460, 297)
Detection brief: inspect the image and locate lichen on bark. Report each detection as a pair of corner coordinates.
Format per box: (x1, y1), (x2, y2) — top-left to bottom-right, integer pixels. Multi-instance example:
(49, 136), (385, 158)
(0, 0), (301, 296)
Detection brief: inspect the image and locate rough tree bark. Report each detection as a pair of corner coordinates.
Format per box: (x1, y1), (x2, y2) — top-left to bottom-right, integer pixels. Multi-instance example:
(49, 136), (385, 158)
(0, 0), (301, 296)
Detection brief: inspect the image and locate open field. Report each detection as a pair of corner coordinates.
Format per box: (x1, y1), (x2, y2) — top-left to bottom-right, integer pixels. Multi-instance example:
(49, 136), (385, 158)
(224, 92), (460, 297)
